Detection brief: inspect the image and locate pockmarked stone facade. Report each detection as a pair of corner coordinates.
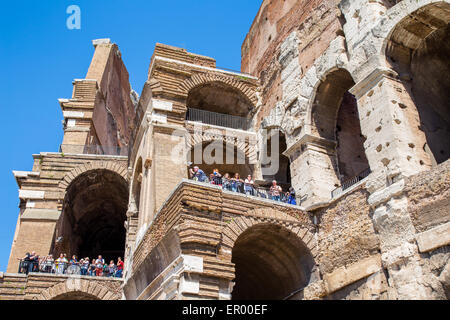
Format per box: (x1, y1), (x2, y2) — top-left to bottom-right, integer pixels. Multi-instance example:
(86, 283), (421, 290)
(2, 0), (449, 300)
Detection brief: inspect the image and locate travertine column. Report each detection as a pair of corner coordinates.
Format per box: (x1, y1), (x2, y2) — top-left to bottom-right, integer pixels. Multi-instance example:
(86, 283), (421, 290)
(350, 67), (432, 192)
(285, 134), (339, 206)
(149, 124), (187, 222)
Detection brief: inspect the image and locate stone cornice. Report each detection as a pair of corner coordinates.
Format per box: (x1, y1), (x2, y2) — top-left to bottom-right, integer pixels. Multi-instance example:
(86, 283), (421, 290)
(284, 134), (336, 158)
(349, 67), (398, 99)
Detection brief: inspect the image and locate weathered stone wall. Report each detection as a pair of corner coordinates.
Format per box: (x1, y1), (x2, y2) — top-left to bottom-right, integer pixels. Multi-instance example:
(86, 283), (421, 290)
(0, 273), (122, 300)
(7, 154), (128, 273)
(241, 0), (342, 127)
(87, 40), (136, 149)
(124, 180), (318, 300)
(6, 0), (450, 301)
(60, 39), (136, 154)
(405, 159), (450, 233)
(316, 187), (379, 275)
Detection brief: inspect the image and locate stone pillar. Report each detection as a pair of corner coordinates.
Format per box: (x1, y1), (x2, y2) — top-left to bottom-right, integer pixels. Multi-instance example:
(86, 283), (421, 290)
(7, 208), (61, 273)
(350, 67), (432, 192)
(285, 134), (339, 206)
(368, 182), (443, 299)
(150, 124), (188, 222)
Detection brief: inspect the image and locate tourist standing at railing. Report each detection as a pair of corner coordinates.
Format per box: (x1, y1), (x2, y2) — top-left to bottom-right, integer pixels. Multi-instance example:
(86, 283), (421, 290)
(270, 180), (282, 201)
(89, 258), (96, 276)
(18, 252), (32, 274)
(212, 169), (222, 186)
(44, 254), (55, 273)
(80, 257), (90, 276)
(231, 173), (244, 193)
(222, 173), (232, 191)
(244, 175), (255, 196)
(55, 253), (68, 274)
(107, 260), (116, 277)
(103, 262), (109, 276)
(29, 252), (39, 273)
(116, 257), (124, 278)
(95, 255), (105, 276)
(288, 187), (297, 205)
(67, 255), (80, 275)
(38, 255), (47, 272)
(209, 173), (215, 184)
(189, 166), (208, 182)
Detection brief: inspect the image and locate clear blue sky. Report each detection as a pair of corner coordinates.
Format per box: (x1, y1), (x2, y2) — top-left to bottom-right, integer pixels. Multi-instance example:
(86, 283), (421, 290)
(0, 0), (261, 272)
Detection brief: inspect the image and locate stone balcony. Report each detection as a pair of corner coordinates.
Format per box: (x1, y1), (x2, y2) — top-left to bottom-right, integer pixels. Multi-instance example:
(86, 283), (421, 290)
(0, 272), (123, 300)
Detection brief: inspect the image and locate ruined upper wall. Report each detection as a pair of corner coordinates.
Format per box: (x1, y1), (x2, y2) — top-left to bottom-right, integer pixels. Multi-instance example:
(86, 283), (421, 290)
(86, 39), (136, 149)
(241, 0), (343, 127)
(241, 0), (342, 76)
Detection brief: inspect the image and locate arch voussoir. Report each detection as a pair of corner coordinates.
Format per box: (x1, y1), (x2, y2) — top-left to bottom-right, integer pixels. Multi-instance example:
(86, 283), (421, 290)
(179, 72), (258, 108)
(58, 161), (128, 194)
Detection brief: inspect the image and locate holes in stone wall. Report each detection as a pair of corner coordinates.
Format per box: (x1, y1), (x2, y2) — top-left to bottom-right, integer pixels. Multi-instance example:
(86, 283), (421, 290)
(386, 3), (450, 165)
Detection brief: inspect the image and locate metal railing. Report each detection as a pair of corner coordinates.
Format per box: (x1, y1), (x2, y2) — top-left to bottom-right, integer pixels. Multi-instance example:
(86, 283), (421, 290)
(59, 144), (128, 156)
(331, 168), (371, 198)
(186, 107), (252, 131)
(17, 259), (123, 278)
(190, 176), (297, 205)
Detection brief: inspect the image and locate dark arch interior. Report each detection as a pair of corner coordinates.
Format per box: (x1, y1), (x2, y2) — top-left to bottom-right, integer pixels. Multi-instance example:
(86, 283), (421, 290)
(57, 169), (128, 263)
(189, 141), (254, 179)
(231, 224), (314, 300)
(262, 130), (291, 187)
(186, 82), (253, 117)
(386, 4), (450, 165)
(52, 291), (101, 300)
(312, 69), (370, 182)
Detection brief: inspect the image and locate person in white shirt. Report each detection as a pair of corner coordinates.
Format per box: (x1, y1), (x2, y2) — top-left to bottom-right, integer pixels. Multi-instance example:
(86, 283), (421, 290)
(244, 175), (255, 196)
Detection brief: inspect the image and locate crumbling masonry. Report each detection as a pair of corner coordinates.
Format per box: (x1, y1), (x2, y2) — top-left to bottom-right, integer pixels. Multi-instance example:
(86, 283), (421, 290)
(1, 0), (449, 300)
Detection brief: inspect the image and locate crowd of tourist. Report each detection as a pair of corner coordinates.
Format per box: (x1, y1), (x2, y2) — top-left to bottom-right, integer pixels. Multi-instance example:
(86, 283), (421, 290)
(189, 166), (297, 205)
(18, 252), (124, 278)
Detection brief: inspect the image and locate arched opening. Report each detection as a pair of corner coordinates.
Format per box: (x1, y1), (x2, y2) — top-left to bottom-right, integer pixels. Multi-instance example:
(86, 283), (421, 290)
(312, 69), (370, 184)
(56, 169), (128, 263)
(231, 224), (314, 300)
(386, 3), (450, 165)
(51, 291), (101, 300)
(186, 82), (254, 130)
(262, 130), (291, 189)
(188, 141), (254, 180)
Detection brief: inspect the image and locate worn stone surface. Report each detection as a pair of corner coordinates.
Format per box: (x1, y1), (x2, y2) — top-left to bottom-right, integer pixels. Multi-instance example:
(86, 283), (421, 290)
(0, 273), (122, 300)
(5, 0), (450, 300)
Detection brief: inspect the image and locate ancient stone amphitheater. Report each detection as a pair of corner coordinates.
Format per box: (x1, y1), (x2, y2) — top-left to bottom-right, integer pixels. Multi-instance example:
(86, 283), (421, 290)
(1, 0), (449, 300)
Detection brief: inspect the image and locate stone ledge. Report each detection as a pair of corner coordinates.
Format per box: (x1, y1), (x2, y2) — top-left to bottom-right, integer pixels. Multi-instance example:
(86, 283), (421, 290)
(416, 221), (450, 253)
(21, 209), (61, 221)
(368, 180), (405, 208)
(323, 254), (382, 294)
(26, 273), (123, 283)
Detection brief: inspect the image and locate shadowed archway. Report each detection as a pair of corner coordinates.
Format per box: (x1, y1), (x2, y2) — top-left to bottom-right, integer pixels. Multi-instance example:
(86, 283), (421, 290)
(52, 291), (101, 300)
(312, 69), (370, 184)
(386, 2), (450, 165)
(231, 223), (315, 300)
(56, 169), (129, 263)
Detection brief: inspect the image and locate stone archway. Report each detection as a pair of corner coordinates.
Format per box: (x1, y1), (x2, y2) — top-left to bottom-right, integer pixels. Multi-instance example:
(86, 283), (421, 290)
(220, 208), (318, 300)
(56, 166), (129, 263)
(384, 1), (450, 165)
(58, 161), (128, 198)
(231, 223), (315, 300)
(179, 73), (259, 108)
(187, 140), (255, 180)
(35, 279), (121, 300)
(310, 68), (370, 183)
